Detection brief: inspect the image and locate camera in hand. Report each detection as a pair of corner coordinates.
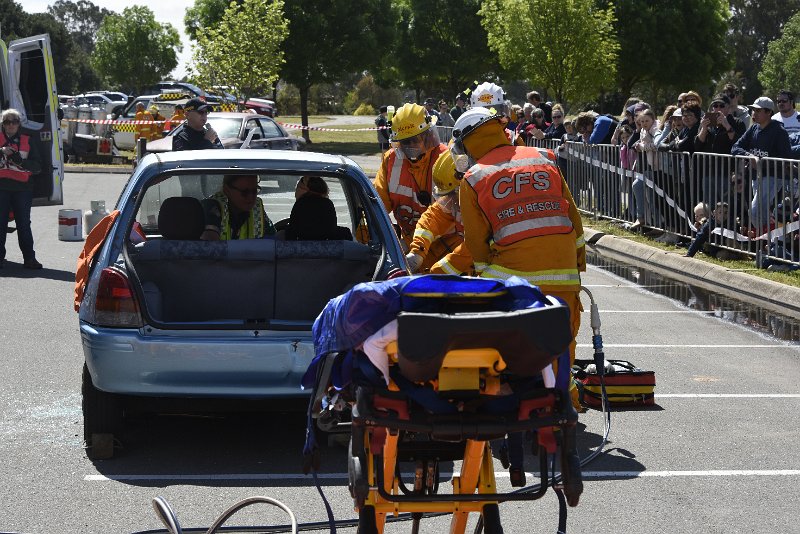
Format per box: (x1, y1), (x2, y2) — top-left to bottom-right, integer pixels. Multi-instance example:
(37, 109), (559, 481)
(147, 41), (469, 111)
(707, 112), (718, 127)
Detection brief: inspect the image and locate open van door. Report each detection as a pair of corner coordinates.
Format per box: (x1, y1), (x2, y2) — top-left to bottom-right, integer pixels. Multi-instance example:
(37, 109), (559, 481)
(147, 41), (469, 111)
(0, 34), (64, 205)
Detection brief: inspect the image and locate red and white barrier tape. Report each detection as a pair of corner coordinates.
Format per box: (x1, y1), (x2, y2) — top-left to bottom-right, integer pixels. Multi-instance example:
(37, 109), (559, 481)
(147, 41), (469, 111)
(63, 118), (430, 132)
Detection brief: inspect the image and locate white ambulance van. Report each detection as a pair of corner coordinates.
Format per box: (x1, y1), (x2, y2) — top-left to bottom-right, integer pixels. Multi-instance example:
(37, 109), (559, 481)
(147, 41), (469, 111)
(0, 34), (64, 205)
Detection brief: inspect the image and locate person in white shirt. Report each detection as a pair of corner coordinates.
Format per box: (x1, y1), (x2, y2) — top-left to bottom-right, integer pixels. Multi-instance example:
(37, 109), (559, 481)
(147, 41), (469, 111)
(772, 90), (800, 135)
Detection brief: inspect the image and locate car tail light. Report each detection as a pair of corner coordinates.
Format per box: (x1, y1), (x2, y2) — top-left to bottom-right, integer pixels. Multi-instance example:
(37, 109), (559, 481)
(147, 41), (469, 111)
(94, 267), (143, 328)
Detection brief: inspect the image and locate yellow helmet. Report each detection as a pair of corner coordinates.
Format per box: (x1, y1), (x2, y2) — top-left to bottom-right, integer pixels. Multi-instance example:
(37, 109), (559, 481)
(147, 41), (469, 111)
(390, 103), (432, 141)
(432, 151), (459, 196)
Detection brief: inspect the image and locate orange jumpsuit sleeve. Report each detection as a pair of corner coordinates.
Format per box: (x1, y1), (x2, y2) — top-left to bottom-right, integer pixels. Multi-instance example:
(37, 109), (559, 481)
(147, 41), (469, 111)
(409, 201), (455, 257)
(372, 151), (394, 215)
(459, 180), (492, 274)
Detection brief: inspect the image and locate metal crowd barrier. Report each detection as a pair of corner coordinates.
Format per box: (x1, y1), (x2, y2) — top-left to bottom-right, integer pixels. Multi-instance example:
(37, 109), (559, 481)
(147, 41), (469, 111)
(528, 139), (798, 268)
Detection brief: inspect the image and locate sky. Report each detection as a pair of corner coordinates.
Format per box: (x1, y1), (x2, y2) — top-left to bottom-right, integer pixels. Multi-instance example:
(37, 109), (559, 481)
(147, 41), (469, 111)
(25, 0), (194, 79)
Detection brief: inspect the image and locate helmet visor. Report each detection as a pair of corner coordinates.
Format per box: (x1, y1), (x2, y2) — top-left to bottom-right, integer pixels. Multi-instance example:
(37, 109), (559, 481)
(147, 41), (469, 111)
(393, 128), (441, 161)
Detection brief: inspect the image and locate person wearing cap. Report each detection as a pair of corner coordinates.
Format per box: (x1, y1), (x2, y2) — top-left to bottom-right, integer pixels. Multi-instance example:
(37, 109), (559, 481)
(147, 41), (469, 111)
(450, 93), (468, 121)
(173, 98), (222, 151)
(405, 151), (472, 275)
(732, 96), (794, 232)
(134, 102), (153, 144)
(423, 97), (440, 120)
(454, 107), (586, 413)
(375, 106), (390, 152)
(372, 103), (453, 268)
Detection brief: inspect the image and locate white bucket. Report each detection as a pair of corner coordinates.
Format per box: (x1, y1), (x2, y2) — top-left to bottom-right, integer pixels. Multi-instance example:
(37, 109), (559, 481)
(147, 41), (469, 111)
(58, 209), (84, 241)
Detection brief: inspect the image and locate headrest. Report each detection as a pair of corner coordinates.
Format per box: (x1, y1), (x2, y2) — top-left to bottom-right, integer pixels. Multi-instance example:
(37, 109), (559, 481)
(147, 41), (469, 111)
(158, 197), (205, 240)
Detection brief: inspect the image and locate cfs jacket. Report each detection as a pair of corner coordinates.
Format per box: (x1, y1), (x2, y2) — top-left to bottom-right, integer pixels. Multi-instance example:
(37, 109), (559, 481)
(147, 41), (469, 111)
(134, 110), (153, 142)
(410, 193), (472, 275)
(373, 144), (448, 244)
(460, 145), (585, 293)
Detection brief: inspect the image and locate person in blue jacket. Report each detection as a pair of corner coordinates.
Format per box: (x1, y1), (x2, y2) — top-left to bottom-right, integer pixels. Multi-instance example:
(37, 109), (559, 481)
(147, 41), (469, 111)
(731, 97), (794, 232)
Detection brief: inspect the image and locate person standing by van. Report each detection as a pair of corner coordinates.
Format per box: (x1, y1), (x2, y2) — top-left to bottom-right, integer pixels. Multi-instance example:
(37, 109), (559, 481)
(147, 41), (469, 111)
(0, 109), (43, 269)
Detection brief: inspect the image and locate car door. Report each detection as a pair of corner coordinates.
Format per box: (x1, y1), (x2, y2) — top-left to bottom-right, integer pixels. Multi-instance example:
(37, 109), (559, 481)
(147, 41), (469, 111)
(256, 117), (297, 150)
(0, 34), (64, 205)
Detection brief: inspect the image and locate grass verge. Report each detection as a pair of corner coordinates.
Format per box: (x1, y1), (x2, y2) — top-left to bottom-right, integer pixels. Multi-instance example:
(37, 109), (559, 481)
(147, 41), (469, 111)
(583, 215), (800, 288)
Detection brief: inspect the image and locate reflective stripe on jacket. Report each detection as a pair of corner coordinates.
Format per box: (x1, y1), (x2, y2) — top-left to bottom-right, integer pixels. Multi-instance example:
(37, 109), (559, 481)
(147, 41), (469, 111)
(211, 191), (266, 240)
(465, 145), (573, 246)
(373, 144), (446, 241)
(0, 132), (32, 183)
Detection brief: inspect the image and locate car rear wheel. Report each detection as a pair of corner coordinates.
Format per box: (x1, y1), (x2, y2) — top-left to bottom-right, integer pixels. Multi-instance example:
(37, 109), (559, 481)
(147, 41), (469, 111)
(82, 363), (123, 460)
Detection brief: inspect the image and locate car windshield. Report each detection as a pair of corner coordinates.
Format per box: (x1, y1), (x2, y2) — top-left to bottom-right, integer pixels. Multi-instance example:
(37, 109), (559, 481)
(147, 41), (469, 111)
(207, 118), (242, 139)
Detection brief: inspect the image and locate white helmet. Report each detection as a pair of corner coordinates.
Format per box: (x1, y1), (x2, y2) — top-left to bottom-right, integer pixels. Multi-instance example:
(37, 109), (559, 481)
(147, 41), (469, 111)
(470, 82), (505, 108)
(451, 107), (501, 173)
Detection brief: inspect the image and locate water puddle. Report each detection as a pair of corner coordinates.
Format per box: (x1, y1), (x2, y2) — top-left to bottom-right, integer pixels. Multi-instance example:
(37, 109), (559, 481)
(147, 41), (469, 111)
(587, 250), (800, 343)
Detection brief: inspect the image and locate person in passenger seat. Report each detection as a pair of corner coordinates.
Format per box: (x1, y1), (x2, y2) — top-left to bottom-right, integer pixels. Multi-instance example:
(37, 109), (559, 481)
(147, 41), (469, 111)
(200, 174), (276, 240)
(294, 176), (328, 199)
(285, 194), (353, 241)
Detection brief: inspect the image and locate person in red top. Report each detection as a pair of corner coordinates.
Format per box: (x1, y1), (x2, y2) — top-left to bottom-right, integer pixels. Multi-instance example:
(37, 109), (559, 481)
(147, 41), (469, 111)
(0, 109), (42, 269)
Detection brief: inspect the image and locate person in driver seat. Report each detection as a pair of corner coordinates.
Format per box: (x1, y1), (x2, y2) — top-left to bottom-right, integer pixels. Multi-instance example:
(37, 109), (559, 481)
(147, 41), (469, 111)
(200, 174), (276, 240)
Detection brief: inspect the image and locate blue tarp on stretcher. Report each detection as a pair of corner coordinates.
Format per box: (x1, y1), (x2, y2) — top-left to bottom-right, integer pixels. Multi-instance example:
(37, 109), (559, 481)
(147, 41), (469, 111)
(302, 274), (558, 390)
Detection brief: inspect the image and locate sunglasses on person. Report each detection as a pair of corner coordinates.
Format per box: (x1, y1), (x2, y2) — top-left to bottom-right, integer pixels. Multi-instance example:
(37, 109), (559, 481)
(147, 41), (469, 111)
(552, 114), (563, 119)
(777, 99), (790, 104)
(711, 102), (726, 108)
(228, 184), (261, 197)
(2, 119), (20, 125)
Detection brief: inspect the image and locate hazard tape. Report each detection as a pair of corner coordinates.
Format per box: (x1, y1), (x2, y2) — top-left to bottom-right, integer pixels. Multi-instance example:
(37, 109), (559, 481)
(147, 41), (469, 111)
(65, 117), (395, 132)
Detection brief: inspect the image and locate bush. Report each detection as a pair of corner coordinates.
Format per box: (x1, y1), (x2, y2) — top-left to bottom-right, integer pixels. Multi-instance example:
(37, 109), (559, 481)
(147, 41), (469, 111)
(353, 103), (376, 116)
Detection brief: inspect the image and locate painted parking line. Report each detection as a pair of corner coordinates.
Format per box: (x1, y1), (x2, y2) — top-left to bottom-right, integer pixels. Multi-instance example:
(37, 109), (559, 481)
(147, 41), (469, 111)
(576, 344), (786, 348)
(85, 470), (800, 482)
(658, 394), (800, 398)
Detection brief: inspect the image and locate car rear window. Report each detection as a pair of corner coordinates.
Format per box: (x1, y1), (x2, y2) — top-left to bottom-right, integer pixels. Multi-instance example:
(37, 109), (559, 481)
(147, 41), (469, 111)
(134, 173), (356, 238)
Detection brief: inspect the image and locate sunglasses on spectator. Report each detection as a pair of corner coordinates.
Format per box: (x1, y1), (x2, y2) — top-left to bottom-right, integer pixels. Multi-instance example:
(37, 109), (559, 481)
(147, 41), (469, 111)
(777, 99), (790, 104)
(552, 114), (563, 119)
(2, 119), (20, 125)
(533, 114), (543, 118)
(228, 184), (261, 197)
(711, 103), (726, 108)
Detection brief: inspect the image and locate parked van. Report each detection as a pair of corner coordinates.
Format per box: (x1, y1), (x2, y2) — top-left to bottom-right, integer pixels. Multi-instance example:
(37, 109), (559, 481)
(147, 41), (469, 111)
(0, 34), (63, 205)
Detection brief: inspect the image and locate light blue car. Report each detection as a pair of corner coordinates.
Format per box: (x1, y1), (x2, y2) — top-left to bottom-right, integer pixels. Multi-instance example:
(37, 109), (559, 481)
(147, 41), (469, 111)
(79, 149), (406, 459)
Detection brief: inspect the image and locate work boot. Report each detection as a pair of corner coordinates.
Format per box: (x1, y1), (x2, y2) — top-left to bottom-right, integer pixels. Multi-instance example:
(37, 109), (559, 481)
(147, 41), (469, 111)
(509, 467), (526, 487)
(23, 257), (42, 270)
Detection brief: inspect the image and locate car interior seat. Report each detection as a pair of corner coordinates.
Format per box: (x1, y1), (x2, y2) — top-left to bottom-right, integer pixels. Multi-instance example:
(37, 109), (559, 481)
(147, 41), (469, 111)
(157, 196), (205, 240)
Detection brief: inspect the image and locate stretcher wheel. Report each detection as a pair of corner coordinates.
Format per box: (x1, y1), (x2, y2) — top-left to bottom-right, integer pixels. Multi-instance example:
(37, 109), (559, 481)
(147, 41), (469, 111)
(348, 451), (369, 508)
(357, 505), (378, 534)
(482, 503), (503, 534)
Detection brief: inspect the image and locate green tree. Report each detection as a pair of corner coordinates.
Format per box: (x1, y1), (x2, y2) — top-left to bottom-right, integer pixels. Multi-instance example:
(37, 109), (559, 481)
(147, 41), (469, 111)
(384, 0), (500, 102)
(480, 0), (618, 106)
(91, 6), (181, 94)
(190, 0), (288, 104)
(184, 0), (244, 41)
(26, 12), (93, 95)
(280, 0), (394, 142)
(729, 0), (800, 102)
(0, 0), (30, 42)
(47, 0), (113, 55)
(600, 0), (730, 106)
(759, 11), (800, 96)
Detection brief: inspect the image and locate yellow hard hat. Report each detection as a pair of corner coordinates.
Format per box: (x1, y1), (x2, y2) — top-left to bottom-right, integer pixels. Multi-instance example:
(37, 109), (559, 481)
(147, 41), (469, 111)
(390, 103), (432, 141)
(432, 151), (459, 195)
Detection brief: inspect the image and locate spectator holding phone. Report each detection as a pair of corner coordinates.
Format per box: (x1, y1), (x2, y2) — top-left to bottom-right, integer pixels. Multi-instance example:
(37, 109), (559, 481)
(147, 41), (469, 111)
(695, 94), (746, 204)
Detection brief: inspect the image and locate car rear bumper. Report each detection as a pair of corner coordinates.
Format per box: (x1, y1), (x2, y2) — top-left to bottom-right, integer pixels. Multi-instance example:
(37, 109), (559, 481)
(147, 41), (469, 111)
(80, 322), (314, 398)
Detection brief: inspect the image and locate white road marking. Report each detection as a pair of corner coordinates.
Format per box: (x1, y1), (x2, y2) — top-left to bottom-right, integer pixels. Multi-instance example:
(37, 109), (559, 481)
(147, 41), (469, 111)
(576, 344), (787, 348)
(85, 470), (800, 482)
(658, 394), (800, 398)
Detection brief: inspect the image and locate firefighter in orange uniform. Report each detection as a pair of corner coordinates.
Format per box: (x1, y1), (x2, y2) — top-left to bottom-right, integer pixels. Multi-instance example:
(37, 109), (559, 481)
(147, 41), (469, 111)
(148, 105), (166, 141)
(406, 151), (473, 275)
(372, 103), (457, 271)
(133, 102), (153, 143)
(455, 107), (586, 408)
